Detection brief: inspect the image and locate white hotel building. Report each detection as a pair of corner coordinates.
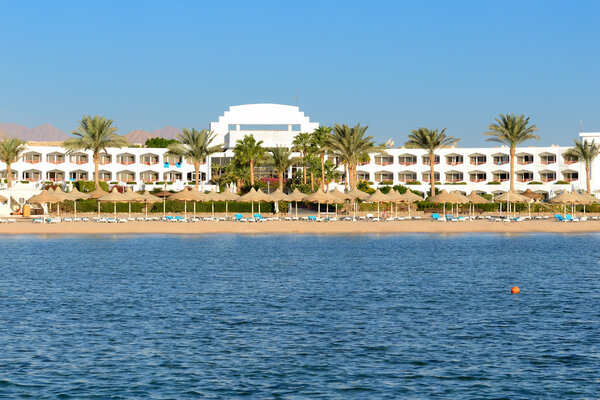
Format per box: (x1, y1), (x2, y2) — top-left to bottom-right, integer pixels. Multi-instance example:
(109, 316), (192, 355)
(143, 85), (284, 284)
(0, 103), (598, 202)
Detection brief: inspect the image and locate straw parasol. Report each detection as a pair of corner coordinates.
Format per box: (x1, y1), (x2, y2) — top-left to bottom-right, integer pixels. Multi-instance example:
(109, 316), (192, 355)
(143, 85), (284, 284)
(366, 189), (392, 218)
(467, 191), (489, 203)
(63, 188), (91, 219)
(304, 188), (335, 218)
(428, 189), (462, 216)
(0, 194), (7, 202)
(494, 190), (530, 203)
(169, 189), (198, 219)
(205, 189), (222, 218)
(549, 190), (581, 216)
(88, 186), (109, 199)
(123, 190), (145, 219)
(98, 188), (130, 219)
(385, 190), (406, 219)
(236, 188), (271, 214)
(28, 190), (60, 221)
(268, 188), (291, 202)
(450, 191), (470, 203)
(140, 190), (162, 219)
(286, 188), (306, 218)
(330, 187), (351, 201)
(51, 187), (70, 216)
(346, 187), (370, 201)
(522, 188), (544, 202)
(218, 190), (239, 218)
(152, 190), (173, 217)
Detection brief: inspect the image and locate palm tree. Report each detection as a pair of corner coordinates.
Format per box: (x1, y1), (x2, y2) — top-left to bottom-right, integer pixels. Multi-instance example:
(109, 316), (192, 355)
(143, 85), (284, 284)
(483, 114), (539, 191)
(326, 124), (384, 190)
(0, 137), (27, 188)
(565, 139), (600, 194)
(404, 128), (458, 197)
(268, 146), (294, 190)
(316, 159), (340, 190)
(312, 126), (332, 190)
(292, 132), (313, 185)
(165, 128), (222, 189)
(222, 156), (250, 193)
(305, 152), (320, 191)
(63, 115), (127, 187)
(233, 134), (266, 186)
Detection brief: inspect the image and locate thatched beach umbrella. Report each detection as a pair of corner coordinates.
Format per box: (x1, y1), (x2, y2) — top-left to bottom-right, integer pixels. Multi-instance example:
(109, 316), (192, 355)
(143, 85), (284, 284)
(168, 189), (197, 219)
(466, 191), (489, 218)
(51, 187), (69, 216)
(154, 190), (173, 217)
(140, 191), (162, 219)
(87, 186), (109, 217)
(304, 188), (334, 218)
(286, 188), (306, 218)
(63, 187), (90, 218)
(366, 189), (392, 218)
(187, 189), (209, 218)
(268, 189), (291, 218)
(522, 189), (544, 202)
(0, 194), (8, 202)
(495, 190), (531, 219)
(549, 190), (580, 216)
(236, 188), (270, 214)
(205, 189), (222, 218)
(218, 190), (239, 218)
(98, 188), (130, 219)
(123, 190), (145, 219)
(428, 190), (461, 217)
(28, 190), (60, 221)
(344, 187), (370, 219)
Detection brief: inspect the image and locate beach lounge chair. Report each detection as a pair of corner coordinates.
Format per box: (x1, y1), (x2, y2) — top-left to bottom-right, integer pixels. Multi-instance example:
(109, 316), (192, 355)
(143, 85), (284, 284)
(32, 218), (43, 224)
(564, 214), (579, 222)
(253, 213), (265, 222)
(554, 214), (565, 222)
(47, 217), (61, 223)
(235, 213), (248, 222)
(432, 213), (442, 221)
(106, 218), (117, 223)
(174, 216), (186, 222)
(82, 217), (90, 222)
(308, 216), (320, 222)
(163, 216), (174, 222)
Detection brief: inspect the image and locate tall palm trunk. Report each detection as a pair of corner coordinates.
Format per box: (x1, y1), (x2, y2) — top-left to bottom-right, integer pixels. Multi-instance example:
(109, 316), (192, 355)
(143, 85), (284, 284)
(310, 170), (315, 191)
(586, 165), (591, 193)
(236, 178), (243, 193)
(509, 146), (515, 191)
(7, 164), (12, 188)
(93, 152), (99, 188)
(345, 163), (349, 190)
(349, 164), (357, 189)
(279, 173), (284, 190)
(194, 161), (200, 189)
(302, 158), (307, 185)
(320, 153), (325, 190)
(250, 159), (255, 186)
(429, 153), (436, 197)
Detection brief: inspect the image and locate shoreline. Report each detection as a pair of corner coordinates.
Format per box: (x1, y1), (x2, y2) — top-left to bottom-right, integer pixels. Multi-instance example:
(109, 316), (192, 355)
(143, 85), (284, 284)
(1, 220), (600, 235)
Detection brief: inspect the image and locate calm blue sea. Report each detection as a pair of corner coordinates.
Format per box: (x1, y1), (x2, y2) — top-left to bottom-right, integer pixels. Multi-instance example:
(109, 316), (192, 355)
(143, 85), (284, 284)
(0, 234), (598, 399)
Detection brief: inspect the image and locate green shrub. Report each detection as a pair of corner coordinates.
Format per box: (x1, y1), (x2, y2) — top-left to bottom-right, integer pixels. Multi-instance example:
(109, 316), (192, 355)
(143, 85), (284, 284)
(528, 181), (543, 185)
(109, 181), (118, 184)
(405, 181), (421, 185)
(155, 181), (165, 185)
(73, 180), (109, 192)
(20, 181), (30, 184)
(357, 180), (375, 194)
(379, 181), (393, 185)
(166, 181), (174, 185)
(556, 180), (569, 184)
(447, 181), (467, 185)
(127, 181), (137, 185)
(487, 181), (501, 185)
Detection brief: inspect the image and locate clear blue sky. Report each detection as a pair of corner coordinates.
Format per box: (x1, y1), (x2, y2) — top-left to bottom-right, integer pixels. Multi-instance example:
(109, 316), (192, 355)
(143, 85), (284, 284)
(1, 0), (599, 146)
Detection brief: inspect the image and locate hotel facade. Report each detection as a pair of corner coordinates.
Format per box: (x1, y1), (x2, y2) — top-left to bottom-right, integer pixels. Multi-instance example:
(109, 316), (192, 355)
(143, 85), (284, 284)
(0, 104), (598, 199)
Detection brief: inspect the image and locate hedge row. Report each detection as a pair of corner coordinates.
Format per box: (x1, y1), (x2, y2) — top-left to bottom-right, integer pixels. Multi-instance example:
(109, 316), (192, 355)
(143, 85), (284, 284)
(56, 199), (286, 213)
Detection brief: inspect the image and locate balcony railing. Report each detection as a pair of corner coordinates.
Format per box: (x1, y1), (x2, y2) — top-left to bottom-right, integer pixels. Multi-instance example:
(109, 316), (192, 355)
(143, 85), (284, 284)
(47, 160), (65, 164)
(540, 177), (556, 182)
(517, 177), (533, 182)
(118, 160), (135, 165)
(446, 161), (463, 166)
(375, 161), (393, 166)
(517, 160), (533, 165)
(470, 178), (486, 182)
(470, 161), (486, 165)
(541, 159), (556, 165)
(398, 161), (416, 166)
(494, 178), (509, 182)
(142, 161), (159, 165)
(24, 159), (41, 164)
(445, 178), (464, 183)
(565, 177), (578, 182)
(564, 160), (578, 165)
(493, 160), (509, 165)
(142, 178), (159, 182)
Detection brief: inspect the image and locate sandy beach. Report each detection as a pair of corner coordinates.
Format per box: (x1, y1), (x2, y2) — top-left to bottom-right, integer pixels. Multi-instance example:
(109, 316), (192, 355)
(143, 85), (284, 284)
(1, 218), (600, 234)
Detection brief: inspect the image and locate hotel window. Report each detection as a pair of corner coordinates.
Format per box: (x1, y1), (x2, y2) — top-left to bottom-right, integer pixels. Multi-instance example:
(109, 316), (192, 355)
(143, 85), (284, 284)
(23, 153), (41, 163)
(492, 172), (510, 182)
(239, 124), (289, 131)
(117, 171), (136, 182)
(117, 154), (136, 165)
(69, 170), (88, 181)
(374, 171), (394, 182)
(140, 154), (159, 165)
(71, 153), (89, 164)
(539, 171), (556, 182)
(46, 153), (65, 164)
(469, 172), (487, 182)
(398, 155), (417, 165)
(517, 154), (534, 165)
(422, 172), (440, 183)
(445, 155), (463, 166)
(516, 171), (534, 182)
(422, 155), (440, 165)
(540, 154), (556, 165)
(445, 172), (463, 183)
(141, 171), (159, 182)
(96, 171), (112, 181)
(493, 155), (510, 165)
(374, 155), (394, 166)
(563, 154), (578, 164)
(98, 154), (111, 165)
(398, 171), (417, 182)
(562, 171), (578, 182)
(359, 156), (371, 166)
(470, 155), (486, 165)
(46, 170), (64, 181)
(357, 171), (370, 181)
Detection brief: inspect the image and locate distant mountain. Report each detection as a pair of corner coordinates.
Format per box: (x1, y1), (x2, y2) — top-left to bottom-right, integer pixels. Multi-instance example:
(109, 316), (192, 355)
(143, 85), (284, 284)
(0, 123), (69, 142)
(123, 126), (181, 144)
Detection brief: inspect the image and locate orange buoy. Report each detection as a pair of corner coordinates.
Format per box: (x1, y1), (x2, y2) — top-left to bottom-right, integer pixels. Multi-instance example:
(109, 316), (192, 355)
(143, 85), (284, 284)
(511, 286), (520, 294)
